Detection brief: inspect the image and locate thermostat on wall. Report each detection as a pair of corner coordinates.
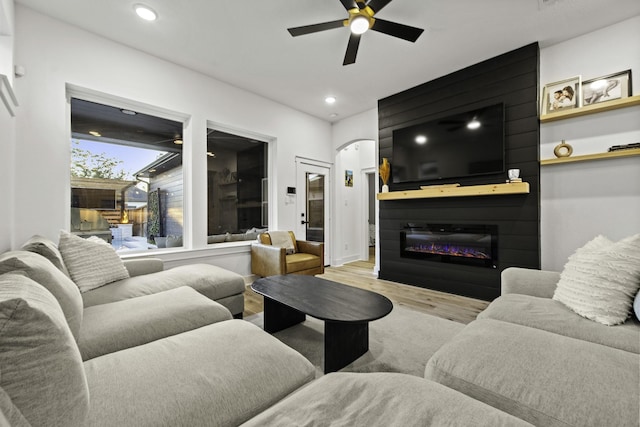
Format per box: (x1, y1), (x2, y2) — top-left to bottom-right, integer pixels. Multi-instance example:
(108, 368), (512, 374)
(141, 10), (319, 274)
(287, 187), (296, 195)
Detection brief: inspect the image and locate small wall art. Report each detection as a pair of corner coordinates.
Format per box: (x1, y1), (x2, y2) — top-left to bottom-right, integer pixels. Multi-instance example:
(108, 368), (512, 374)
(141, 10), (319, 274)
(582, 70), (632, 106)
(541, 75), (581, 115)
(345, 170), (353, 187)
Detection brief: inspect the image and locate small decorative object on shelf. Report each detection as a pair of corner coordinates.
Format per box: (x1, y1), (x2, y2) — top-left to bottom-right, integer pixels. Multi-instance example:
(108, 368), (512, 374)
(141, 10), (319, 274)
(554, 140), (573, 158)
(507, 169), (521, 183)
(379, 157), (390, 193)
(609, 142), (640, 152)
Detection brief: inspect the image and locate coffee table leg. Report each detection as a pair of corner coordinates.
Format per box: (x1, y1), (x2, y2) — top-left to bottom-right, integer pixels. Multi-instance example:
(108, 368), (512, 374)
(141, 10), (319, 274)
(324, 321), (369, 373)
(263, 298), (306, 333)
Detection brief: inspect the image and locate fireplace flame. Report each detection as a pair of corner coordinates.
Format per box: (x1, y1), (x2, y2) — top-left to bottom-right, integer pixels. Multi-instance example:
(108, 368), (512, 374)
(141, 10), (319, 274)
(406, 243), (490, 259)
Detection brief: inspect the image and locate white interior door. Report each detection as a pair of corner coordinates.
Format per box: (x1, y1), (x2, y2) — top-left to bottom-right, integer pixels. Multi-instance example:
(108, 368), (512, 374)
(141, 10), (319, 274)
(296, 160), (331, 265)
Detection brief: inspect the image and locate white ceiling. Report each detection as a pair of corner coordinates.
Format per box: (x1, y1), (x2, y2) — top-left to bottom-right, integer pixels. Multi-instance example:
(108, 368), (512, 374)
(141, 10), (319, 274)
(15, 0), (640, 122)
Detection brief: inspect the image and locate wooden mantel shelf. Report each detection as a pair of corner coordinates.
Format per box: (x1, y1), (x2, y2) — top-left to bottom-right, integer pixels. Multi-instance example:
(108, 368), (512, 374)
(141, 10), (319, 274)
(377, 182), (530, 200)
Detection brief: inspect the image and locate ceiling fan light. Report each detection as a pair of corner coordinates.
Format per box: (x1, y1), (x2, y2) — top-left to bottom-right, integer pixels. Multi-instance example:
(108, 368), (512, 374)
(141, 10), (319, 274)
(350, 15), (370, 34)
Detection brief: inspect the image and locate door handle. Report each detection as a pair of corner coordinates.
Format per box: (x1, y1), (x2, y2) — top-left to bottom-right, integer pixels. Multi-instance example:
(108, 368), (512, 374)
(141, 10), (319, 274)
(301, 220), (310, 225)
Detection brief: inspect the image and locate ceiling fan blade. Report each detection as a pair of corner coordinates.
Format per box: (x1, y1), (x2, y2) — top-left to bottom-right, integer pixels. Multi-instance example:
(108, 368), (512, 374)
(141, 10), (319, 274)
(339, 0), (358, 10)
(343, 33), (361, 65)
(371, 18), (424, 42)
(288, 20), (345, 37)
(367, 0), (394, 14)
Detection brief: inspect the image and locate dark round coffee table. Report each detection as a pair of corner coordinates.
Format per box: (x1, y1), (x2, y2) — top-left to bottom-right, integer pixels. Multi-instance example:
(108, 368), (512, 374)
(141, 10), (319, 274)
(251, 275), (393, 373)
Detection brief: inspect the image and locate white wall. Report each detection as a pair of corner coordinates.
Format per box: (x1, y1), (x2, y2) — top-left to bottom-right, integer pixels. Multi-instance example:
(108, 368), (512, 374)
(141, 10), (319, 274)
(10, 6), (332, 273)
(333, 140), (376, 265)
(540, 16), (640, 270)
(0, 0), (15, 252)
(331, 108), (378, 266)
(0, 0), (14, 81)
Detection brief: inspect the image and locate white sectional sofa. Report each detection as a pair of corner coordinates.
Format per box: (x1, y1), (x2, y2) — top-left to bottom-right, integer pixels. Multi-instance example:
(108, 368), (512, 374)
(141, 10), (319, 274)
(0, 236), (317, 426)
(425, 267), (640, 427)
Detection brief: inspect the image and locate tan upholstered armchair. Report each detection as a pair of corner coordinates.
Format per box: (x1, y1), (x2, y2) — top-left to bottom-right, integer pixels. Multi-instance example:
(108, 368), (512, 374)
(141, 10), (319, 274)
(251, 231), (324, 277)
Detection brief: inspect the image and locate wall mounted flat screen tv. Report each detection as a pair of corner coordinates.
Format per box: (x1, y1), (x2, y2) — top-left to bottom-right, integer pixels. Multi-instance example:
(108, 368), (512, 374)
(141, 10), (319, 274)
(71, 188), (116, 210)
(392, 103), (505, 184)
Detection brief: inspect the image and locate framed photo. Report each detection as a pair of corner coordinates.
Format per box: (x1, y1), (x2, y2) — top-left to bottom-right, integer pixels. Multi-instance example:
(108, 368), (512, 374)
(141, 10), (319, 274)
(345, 170), (353, 187)
(582, 70), (632, 106)
(541, 76), (581, 115)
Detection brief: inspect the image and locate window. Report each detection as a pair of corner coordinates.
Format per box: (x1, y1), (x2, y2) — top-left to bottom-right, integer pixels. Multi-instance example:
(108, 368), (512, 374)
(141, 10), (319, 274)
(206, 128), (268, 243)
(70, 98), (184, 252)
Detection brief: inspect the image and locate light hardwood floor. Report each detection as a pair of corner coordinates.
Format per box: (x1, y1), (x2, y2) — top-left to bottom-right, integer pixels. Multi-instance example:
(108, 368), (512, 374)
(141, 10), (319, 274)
(243, 248), (489, 324)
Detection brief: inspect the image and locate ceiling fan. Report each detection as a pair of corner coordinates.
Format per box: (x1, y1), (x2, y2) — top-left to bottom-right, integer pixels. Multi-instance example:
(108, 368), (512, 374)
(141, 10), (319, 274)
(287, 0), (424, 65)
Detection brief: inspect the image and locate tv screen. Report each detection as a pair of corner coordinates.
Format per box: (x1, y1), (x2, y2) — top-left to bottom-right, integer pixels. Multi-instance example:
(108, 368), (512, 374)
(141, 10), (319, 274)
(392, 103), (505, 184)
(71, 188), (116, 210)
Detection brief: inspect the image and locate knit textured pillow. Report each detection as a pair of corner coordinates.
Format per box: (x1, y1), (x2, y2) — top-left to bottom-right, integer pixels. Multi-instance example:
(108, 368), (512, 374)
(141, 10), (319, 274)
(58, 231), (129, 293)
(553, 234), (640, 325)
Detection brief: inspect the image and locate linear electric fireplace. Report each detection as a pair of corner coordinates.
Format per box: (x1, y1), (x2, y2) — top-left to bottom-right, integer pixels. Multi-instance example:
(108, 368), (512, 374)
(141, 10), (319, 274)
(400, 224), (498, 268)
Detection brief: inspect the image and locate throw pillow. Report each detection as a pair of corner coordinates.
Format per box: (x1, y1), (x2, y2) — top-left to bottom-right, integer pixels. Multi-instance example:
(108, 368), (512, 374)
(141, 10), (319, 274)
(553, 234), (640, 326)
(0, 251), (83, 341)
(58, 231), (130, 293)
(269, 231), (296, 255)
(0, 273), (89, 426)
(20, 235), (71, 277)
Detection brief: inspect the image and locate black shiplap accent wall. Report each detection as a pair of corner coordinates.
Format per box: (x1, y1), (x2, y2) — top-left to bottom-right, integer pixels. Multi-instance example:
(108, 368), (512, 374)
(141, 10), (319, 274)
(378, 43), (540, 301)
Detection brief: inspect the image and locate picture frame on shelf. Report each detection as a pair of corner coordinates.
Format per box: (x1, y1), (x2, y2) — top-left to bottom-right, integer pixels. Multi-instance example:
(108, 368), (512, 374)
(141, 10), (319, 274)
(541, 75), (581, 115)
(582, 69), (632, 106)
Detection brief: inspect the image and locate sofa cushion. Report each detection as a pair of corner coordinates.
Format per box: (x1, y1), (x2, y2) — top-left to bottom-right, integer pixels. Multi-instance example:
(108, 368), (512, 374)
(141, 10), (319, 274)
(425, 319), (639, 427)
(0, 386), (30, 427)
(478, 293), (640, 353)
(83, 320), (315, 427)
(21, 234), (70, 277)
(79, 286), (233, 360)
(553, 234), (640, 325)
(58, 231), (130, 293)
(81, 263), (245, 308)
(286, 252), (321, 273)
(207, 233), (229, 244)
(0, 250), (83, 341)
(0, 273), (89, 427)
(241, 372), (533, 427)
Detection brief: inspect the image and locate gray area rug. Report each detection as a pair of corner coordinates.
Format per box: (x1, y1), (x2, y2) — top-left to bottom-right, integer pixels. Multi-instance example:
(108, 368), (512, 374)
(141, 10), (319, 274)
(246, 304), (464, 378)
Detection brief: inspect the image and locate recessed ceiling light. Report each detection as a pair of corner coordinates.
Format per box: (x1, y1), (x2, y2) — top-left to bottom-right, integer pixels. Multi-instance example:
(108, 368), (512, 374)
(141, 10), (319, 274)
(329, 113), (339, 118)
(415, 135), (427, 144)
(134, 4), (157, 21)
(174, 139), (183, 145)
(325, 96), (336, 104)
(121, 109), (137, 115)
(89, 130), (101, 137)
